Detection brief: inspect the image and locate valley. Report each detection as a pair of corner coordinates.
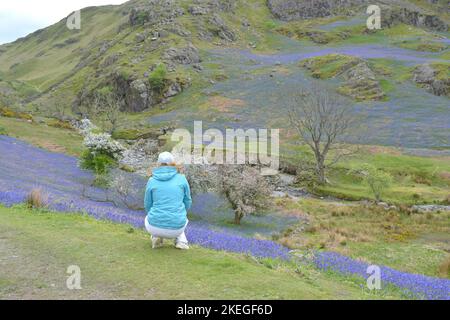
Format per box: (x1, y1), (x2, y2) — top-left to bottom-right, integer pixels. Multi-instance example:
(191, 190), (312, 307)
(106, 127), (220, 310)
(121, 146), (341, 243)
(0, 0), (449, 300)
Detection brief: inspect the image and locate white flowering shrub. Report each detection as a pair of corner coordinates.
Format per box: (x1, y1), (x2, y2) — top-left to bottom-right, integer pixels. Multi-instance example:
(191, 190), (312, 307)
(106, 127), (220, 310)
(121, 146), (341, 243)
(83, 132), (125, 159)
(77, 119), (97, 136)
(217, 165), (272, 225)
(183, 164), (272, 225)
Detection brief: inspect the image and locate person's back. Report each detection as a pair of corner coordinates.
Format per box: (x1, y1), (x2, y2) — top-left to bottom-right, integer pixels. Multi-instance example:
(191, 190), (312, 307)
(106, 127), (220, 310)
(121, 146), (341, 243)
(145, 166), (191, 230)
(144, 152), (192, 250)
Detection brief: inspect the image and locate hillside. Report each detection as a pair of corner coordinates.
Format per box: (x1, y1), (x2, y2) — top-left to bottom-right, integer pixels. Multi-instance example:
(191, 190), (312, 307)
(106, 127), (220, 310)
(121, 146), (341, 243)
(0, 0), (448, 150)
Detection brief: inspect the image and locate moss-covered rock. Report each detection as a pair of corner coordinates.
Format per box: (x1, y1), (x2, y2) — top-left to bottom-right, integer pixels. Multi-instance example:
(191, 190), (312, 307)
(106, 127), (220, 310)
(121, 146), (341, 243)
(413, 63), (450, 97)
(276, 24), (352, 44)
(301, 54), (386, 101)
(301, 54), (360, 79)
(46, 119), (75, 130)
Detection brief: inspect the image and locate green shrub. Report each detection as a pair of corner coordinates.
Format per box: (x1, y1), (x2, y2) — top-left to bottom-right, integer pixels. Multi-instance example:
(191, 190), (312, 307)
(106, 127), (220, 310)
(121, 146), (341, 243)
(93, 173), (111, 188)
(47, 119), (74, 130)
(119, 164), (136, 173)
(80, 150), (116, 175)
(264, 20), (278, 30)
(148, 64), (167, 95)
(112, 129), (141, 140)
(442, 194), (450, 205)
(136, 11), (148, 25)
(0, 126), (7, 135)
(0, 106), (33, 120)
(353, 164), (393, 202)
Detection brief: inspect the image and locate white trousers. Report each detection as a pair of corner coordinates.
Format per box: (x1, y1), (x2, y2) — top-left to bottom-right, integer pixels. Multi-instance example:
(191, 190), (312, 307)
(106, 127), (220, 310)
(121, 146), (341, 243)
(144, 218), (188, 245)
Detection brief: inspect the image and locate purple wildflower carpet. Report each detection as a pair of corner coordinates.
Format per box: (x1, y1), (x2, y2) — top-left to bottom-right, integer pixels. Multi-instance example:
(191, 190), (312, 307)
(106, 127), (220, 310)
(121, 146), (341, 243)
(0, 135), (448, 299)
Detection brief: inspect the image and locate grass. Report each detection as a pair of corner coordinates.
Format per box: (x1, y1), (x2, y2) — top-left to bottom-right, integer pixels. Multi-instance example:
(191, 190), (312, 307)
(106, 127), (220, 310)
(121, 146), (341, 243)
(0, 116), (83, 156)
(325, 151), (450, 204)
(275, 21), (448, 48)
(429, 62), (450, 81)
(283, 144), (450, 205)
(0, 205), (405, 299)
(394, 39), (448, 52)
(276, 197), (450, 278)
(2, 113), (449, 206)
(300, 54), (360, 79)
(366, 58), (412, 82)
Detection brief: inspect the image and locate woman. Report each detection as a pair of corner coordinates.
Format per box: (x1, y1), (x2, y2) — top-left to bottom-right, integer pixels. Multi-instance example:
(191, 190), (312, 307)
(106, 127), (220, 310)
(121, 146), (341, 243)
(144, 152), (192, 250)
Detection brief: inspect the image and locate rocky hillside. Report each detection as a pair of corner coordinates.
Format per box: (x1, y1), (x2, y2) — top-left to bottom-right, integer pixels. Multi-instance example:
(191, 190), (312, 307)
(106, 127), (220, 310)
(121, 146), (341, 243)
(0, 0), (252, 117)
(0, 0), (448, 131)
(268, 0), (448, 31)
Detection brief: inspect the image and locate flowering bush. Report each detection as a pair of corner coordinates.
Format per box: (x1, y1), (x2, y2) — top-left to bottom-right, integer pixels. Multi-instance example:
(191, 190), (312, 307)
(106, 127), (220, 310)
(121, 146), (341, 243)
(183, 163), (218, 196)
(80, 130), (125, 187)
(83, 132), (125, 159)
(80, 150), (116, 174)
(77, 118), (97, 136)
(217, 165), (272, 225)
(183, 164), (272, 224)
(0, 106), (33, 120)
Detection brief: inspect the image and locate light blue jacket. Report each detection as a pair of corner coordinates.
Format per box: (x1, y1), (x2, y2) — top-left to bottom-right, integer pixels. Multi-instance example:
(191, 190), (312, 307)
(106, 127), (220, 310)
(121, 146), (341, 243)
(144, 166), (192, 230)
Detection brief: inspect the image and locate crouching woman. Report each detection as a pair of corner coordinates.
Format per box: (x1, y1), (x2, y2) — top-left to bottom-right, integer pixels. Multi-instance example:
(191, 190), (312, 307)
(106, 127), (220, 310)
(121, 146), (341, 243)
(144, 152), (192, 250)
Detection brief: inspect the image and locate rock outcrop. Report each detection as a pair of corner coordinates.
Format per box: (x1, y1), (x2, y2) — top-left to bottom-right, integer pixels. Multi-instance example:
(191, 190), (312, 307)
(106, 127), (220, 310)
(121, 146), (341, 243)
(208, 14), (237, 42)
(338, 61), (386, 101)
(383, 6), (448, 32)
(162, 43), (201, 65)
(267, 0), (367, 21)
(267, 0), (448, 31)
(127, 79), (153, 112)
(129, 0), (185, 26)
(301, 54), (385, 101)
(413, 64), (450, 97)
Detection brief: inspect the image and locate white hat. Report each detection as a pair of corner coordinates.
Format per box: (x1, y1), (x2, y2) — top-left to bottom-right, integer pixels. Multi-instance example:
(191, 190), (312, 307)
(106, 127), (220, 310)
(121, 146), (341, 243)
(158, 151), (175, 164)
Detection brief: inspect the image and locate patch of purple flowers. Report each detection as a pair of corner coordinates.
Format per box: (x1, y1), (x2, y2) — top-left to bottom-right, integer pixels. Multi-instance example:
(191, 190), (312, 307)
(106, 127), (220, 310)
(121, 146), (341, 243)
(186, 223), (290, 260)
(0, 135), (289, 260)
(315, 252), (450, 300)
(1, 135), (449, 299)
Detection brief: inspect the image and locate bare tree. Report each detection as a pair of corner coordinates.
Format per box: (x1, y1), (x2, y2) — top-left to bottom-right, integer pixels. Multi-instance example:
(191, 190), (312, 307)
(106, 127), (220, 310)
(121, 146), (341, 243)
(93, 87), (122, 134)
(51, 95), (67, 120)
(111, 171), (145, 210)
(288, 84), (356, 185)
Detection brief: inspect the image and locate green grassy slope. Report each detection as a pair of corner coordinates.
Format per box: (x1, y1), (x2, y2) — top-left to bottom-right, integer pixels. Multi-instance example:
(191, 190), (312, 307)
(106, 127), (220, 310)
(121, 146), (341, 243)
(0, 0), (281, 113)
(0, 6), (124, 91)
(277, 197), (450, 278)
(0, 117), (83, 156)
(0, 205), (405, 299)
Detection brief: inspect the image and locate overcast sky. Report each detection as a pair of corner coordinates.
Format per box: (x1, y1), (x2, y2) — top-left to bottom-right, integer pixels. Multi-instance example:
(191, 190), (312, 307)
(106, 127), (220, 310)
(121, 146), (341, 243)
(0, 0), (127, 45)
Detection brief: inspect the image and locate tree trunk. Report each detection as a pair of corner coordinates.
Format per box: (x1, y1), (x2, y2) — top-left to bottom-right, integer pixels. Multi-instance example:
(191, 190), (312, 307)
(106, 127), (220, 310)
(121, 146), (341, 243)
(234, 211), (243, 225)
(315, 154), (326, 185)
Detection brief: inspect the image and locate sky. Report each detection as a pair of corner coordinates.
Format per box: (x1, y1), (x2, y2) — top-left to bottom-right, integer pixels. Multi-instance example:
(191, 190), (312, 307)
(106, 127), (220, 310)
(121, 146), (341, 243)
(0, 0), (127, 45)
